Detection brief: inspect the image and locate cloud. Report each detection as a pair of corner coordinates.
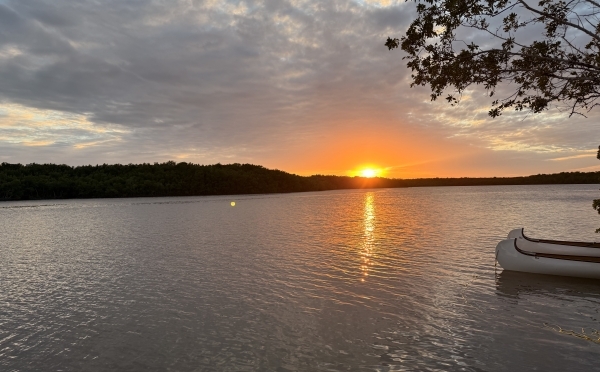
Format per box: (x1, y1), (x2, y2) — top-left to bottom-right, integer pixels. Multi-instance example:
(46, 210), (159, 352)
(548, 151), (597, 162)
(0, 103), (126, 147)
(0, 0), (597, 177)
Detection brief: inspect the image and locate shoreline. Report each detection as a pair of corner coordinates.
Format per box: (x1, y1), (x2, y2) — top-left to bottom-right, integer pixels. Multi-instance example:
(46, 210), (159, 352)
(1, 162), (599, 202)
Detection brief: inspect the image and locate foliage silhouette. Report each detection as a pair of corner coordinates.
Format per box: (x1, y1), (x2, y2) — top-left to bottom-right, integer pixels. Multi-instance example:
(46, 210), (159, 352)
(387, 0), (600, 117)
(1, 162), (599, 201)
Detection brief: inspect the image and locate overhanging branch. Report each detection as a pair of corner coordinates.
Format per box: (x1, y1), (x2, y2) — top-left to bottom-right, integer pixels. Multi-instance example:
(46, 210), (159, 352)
(517, 0), (600, 42)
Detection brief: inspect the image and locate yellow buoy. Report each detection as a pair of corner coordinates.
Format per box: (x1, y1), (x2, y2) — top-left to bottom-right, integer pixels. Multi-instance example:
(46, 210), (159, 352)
(230, 201), (236, 207)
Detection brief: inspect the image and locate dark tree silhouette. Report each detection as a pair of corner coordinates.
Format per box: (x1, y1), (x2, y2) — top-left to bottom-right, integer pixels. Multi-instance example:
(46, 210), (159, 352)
(1, 162), (600, 201)
(387, 0), (600, 117)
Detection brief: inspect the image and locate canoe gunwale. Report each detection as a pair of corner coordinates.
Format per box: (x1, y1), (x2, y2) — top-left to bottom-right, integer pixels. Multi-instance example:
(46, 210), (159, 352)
(513, 239), (600, 264)
(521, 228), (600, 248)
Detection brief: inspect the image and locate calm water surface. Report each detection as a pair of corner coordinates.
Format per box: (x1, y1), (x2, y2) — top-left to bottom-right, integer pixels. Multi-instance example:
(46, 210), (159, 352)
(2, 184), (600, 371)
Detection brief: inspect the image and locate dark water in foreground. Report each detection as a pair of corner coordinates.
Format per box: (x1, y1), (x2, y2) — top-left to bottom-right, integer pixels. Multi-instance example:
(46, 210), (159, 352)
(2, 184), (600, 371)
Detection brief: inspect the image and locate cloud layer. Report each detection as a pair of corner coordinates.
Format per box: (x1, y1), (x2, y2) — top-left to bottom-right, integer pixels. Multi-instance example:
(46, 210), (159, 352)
(0, 0), (598, 177)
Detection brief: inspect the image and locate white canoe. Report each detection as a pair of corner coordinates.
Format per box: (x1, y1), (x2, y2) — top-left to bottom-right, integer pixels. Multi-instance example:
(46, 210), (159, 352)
(506, 228), (600, 257)
(495, 238), (600, 279)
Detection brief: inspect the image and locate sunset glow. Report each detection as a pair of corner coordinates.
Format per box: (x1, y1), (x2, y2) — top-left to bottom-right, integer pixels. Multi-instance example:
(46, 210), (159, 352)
(348, 165), (386, 178)
(360, 169), (378, 178)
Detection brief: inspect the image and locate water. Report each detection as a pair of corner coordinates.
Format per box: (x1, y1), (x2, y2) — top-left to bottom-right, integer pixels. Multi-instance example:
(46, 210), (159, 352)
(1, 184), (600, 371)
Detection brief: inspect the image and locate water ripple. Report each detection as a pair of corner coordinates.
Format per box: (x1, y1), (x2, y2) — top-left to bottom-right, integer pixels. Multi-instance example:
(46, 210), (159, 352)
(1, 185), (600, 371)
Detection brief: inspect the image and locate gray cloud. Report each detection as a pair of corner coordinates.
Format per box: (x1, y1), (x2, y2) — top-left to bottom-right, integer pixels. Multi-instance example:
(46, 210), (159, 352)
(0, 0), (597, 176)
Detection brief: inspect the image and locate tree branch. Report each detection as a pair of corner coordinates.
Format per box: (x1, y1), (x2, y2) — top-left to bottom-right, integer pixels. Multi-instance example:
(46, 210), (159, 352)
(582, 0), (600, 9)
(465, 49), (600, 72)
(517, 0), (600, 42)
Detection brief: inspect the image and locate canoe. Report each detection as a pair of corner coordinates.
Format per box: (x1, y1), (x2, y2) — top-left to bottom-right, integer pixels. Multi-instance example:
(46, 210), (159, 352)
(506, 228), (600, 257)
(495, 238), (600, 279)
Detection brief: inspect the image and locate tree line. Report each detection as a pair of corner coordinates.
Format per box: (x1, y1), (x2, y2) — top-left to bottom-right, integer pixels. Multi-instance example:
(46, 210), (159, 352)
(1, 161), (599, 201)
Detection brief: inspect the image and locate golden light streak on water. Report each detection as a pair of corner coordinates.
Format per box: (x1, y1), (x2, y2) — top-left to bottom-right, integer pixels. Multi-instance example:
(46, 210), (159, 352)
(361, 192), (375, 281)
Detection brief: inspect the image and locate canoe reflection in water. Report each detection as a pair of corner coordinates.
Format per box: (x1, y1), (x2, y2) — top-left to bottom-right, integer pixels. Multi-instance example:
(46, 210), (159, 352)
(496, 270), (600, 299)
(495, 271), (600, 345)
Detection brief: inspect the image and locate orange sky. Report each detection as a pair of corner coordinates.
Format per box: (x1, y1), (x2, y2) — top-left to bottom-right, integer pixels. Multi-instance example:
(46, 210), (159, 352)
(258, 117), (600, 179)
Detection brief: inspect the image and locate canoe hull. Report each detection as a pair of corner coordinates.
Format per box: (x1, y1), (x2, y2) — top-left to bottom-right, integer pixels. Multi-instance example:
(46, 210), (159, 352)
(505, 228), (600, 257)
(495, 239), (600, 279)
(507, 228), (523, 240)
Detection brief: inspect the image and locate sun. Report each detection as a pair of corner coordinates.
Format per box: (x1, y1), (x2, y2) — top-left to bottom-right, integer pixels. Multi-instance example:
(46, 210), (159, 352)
(350, 165), (385, 178)
(360, 169), (377, 178)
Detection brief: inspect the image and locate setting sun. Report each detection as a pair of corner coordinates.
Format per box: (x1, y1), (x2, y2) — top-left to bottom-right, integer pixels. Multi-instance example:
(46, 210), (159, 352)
(348, 166), (385, 178)
(361, 169), (377, 178)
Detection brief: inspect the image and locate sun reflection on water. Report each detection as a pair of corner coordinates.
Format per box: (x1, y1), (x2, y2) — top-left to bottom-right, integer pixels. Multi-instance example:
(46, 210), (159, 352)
(361, 192), (375, 281)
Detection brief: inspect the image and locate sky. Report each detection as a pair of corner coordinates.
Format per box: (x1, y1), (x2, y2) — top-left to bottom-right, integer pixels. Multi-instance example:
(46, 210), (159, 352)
(0, 0), (598, 178)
